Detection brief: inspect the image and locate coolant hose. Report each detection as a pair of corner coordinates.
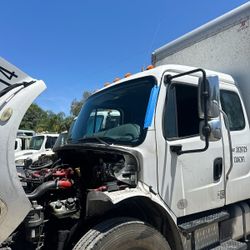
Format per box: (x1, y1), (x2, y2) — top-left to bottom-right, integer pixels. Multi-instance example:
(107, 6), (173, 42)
(27, 180), (57, 200)
(26, 179), (72, 200)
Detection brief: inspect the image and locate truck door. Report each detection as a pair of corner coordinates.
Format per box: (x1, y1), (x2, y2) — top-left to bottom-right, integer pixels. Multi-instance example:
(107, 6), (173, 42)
(220, 88), (250, 204)
(0, 57), (46, 243)
(156, 73), (225, 217)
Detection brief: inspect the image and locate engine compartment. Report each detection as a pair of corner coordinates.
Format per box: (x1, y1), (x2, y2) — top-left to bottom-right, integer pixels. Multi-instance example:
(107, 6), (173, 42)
(59, 147), (138, 189)
(3, 145), (139, 250)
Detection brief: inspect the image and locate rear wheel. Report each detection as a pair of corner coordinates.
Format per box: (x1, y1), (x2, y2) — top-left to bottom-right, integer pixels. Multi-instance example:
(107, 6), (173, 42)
(73, 217), (171, 250)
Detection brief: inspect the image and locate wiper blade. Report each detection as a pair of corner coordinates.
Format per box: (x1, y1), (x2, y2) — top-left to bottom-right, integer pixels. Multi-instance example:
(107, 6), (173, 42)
(77, 136), (112, 146)
(0, 81), (35, 98)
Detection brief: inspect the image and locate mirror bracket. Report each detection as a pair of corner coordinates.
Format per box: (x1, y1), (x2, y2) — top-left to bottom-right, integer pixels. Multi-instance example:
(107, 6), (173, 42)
(170, 145), (183, 155)
(164, 74), (173, 85)
(202, 124), (211, 138)
(165, 68), (212, 156)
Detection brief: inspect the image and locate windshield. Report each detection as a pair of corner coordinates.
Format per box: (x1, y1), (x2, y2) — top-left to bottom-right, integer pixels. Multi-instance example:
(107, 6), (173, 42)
(53, 133), (68, 149)
(29, 136), (44, 150)
(69, 76), (157, 146)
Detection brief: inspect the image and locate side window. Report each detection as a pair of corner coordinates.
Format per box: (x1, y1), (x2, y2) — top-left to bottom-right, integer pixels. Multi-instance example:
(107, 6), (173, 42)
(45, 136), (58, 149)
(164, 84), (200, 139)
(164, 85), (177, 138)
(220, 90), (245, 131)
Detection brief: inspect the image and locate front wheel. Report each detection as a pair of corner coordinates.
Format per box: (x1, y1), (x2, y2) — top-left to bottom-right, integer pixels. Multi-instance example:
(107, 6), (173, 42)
(73, 217), (171, 250)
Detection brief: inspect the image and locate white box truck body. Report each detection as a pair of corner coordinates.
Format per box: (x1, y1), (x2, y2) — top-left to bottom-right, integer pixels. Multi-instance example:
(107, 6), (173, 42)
(153, 3), (250, 120)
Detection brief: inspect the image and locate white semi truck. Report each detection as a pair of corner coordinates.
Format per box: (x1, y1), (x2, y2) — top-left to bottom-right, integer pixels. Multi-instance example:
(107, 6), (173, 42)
(1, 2), (250, 250)
(15, 133), (59, 166)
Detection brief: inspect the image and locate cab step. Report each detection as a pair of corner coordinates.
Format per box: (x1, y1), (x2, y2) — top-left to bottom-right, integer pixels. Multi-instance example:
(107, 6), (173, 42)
(178, 211), (229, 233)
(211, 239), (247, 250)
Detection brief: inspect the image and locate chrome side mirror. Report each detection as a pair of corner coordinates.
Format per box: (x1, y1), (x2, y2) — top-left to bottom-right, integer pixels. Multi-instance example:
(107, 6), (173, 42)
(198, 75), (220, 119)
(200, 119), (222, 141)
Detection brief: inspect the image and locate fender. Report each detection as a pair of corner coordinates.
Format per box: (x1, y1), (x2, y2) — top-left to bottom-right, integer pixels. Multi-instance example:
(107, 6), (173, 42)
(86, 181), (183, 250)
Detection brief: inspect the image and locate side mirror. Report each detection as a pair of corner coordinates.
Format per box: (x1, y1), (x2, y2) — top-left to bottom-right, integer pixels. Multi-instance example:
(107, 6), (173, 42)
(198, 75), (220, 119)
(199, 119), (222, 142)
(165, 69), (221, 155)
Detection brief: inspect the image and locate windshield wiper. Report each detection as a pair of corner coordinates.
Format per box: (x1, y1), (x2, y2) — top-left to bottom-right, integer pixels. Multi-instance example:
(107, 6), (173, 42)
(0, 81), (35, 98)
(77, 136), (112, 146)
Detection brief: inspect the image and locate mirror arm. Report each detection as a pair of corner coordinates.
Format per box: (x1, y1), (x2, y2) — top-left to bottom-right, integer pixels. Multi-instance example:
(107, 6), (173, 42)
(165, 68), (206, 84)
(167, 69), (211, 155)
(171, 137), (209, 155)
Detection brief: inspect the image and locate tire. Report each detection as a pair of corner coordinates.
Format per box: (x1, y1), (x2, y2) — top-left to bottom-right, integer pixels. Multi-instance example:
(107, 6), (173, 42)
(73, 217), (171, 250)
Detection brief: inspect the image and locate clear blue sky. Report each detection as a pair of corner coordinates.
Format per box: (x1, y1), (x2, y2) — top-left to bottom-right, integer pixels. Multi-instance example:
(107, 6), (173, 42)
(1, 0), (248, 115)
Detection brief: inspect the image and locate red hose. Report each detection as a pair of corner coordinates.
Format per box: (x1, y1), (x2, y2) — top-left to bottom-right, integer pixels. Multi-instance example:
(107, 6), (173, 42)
(58, 180), (72, 189)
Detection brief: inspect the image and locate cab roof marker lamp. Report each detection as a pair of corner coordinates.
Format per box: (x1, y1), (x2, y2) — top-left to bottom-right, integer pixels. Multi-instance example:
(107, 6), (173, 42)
(144, 85), (160, 128)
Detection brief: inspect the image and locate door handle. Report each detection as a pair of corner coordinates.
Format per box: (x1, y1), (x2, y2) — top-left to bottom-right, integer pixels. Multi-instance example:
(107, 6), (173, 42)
(214, 157), (223, 181)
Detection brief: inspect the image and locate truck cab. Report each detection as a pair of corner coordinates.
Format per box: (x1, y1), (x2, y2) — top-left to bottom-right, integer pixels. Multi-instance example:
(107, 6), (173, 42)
(15, 129), (36, 152)
(15, 133), (59, 167)
(66, 64), (249, 217)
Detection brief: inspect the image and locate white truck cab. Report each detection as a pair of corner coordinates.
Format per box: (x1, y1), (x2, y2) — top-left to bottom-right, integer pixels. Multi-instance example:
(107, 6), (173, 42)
(15, 129), (36, 152)
(15, 138), (22, 152)
(15, 133), (59, 166)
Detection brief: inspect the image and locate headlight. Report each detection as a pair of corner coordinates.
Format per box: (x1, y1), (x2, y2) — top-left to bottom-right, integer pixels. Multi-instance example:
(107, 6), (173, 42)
(15, 159), (25, 166)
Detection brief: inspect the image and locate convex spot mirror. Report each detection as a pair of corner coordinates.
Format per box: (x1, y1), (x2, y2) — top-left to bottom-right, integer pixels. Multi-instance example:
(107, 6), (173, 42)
(199, 119), (222, 142)
(198, 75), (220, 119)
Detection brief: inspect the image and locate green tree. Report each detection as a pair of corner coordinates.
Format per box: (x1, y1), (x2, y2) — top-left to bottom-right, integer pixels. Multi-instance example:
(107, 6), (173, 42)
(19, 103), (47, 131)
(62, 116), (75, 131)
(40, 111), (66, 133)
(70, 91), (92, 116)
(20, 90), (92, 133)
(20, 105), (71, 133)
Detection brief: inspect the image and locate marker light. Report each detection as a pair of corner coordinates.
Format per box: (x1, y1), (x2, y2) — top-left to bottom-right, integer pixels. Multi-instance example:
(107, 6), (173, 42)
(104, 82), (111, 87)
(146, 65), (154, 70)
(113, 78), (120, 83)
(124, 73), (132, 78)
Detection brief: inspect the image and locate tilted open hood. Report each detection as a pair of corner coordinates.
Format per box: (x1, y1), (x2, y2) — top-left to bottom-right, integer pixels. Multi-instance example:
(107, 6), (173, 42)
(0, 57), (46, 243)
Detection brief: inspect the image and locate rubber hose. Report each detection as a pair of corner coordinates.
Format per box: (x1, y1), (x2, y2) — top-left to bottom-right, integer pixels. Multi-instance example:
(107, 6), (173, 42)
(26, 180), (57, 200)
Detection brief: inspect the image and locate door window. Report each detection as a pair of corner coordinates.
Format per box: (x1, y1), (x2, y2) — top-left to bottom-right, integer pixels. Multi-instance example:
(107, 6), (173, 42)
(164, 84), (200, 139)
(220, 90), (245, 131)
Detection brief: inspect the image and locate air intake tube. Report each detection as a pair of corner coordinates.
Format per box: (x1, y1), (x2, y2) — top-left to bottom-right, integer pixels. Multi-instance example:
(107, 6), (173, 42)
(27, 180), (72, 200)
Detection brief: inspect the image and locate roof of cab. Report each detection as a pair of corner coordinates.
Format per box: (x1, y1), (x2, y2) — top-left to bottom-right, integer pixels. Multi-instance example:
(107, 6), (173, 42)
(93, 64), (235, 95)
